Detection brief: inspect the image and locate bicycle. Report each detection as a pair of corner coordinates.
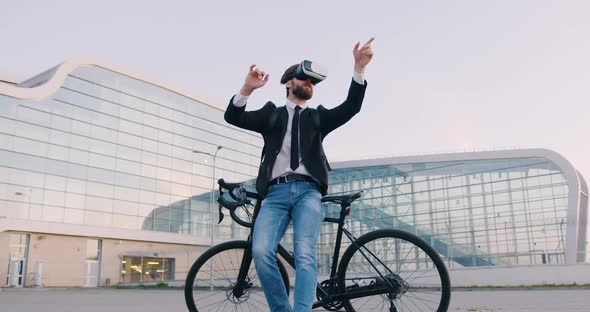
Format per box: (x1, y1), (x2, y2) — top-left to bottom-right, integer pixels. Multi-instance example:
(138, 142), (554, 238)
(185, 179), (451, 311)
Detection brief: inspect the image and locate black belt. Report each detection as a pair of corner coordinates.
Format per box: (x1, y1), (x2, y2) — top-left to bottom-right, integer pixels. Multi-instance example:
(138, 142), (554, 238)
(269, 174), (317, 185)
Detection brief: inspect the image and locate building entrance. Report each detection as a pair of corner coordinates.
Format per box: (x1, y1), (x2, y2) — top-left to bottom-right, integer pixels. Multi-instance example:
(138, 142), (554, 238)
(6, 256), (25, 287)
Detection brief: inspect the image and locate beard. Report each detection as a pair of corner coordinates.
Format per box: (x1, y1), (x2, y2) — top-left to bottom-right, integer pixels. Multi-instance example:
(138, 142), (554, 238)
(291, 84), (313, 100)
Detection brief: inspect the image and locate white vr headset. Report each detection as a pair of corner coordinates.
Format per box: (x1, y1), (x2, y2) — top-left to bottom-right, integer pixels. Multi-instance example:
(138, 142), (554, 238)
(284, 60), (328, 85)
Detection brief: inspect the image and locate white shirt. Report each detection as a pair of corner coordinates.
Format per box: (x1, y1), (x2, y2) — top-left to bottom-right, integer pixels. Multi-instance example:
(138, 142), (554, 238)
(232, 73), (365, 181)
(269, 99), (312, 180)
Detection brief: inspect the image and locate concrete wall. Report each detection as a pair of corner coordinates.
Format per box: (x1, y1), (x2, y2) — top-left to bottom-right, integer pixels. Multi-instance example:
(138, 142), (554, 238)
(0, 232), (8, 285)
(1, 231), (208, 287)
(450, 263), (590, 286)
(99, 238), (207, 286)
(27, 233), (86, 287)
(5, 229), (590, 287)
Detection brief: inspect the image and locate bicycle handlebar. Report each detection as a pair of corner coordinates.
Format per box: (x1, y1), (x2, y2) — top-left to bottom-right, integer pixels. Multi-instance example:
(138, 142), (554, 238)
(216, 178), (365, 228)
(216, 179), (258, 228)
(218, 179), (260, 200)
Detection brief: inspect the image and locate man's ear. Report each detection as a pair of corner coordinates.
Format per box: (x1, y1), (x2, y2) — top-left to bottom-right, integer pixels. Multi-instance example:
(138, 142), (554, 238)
(285, 80), (292, 97)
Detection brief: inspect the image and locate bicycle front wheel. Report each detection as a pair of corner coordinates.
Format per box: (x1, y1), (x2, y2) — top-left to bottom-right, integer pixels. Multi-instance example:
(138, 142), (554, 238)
(184, 240), (290, 312)
(337, 229), (451, 312)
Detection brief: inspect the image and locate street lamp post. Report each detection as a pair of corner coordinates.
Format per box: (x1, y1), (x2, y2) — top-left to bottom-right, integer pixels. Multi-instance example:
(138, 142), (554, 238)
(193, 145), (222, 290)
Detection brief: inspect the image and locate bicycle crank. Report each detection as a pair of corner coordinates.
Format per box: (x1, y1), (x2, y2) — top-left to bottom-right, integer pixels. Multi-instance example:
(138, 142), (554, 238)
(348, 273), (409, 299)
(316, 280), (344, 311)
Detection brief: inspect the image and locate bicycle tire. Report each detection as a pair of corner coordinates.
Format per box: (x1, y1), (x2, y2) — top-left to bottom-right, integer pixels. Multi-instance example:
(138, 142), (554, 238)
(337, 229), (451, 312)
(184, 240), (290, 312)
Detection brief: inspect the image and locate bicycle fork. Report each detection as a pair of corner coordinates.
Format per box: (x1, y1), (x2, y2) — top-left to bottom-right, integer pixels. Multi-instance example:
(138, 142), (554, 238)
(233, 241), (255, 298)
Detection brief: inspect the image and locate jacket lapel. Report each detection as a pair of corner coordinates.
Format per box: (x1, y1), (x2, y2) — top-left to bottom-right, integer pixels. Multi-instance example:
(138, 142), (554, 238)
(280, 106), (288, 140)
(299, 109), (313, 156)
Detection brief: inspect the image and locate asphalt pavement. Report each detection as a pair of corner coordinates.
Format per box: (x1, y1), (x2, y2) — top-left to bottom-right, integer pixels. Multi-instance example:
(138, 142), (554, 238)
(1, 287), (589, 311)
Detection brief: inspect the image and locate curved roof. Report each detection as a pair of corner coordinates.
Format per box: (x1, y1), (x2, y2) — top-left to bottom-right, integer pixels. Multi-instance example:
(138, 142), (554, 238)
(0, 57), (223, 110)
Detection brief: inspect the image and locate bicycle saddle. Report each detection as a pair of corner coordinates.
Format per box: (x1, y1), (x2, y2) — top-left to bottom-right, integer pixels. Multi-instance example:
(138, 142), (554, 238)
(321, 191), (364, 206)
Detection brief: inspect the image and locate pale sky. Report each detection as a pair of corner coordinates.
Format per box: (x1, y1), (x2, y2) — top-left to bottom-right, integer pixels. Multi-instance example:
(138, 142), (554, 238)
(2, 0), (589, 183)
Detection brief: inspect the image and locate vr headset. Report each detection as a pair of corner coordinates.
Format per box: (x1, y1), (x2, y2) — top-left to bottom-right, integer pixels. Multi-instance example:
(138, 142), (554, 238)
(288, 60), (328, 85)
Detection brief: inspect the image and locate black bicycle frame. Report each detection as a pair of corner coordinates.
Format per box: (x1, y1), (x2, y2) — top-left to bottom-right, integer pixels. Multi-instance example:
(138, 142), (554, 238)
(232, 200), (396, 306)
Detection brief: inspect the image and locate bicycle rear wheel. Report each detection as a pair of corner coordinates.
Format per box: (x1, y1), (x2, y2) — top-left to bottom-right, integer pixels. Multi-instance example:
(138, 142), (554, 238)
(337, 229), (451, 312)
(184, 240), (290, 312)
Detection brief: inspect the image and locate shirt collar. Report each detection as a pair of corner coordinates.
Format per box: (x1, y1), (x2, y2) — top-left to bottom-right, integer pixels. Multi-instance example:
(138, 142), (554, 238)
(286, 99), (307, 111)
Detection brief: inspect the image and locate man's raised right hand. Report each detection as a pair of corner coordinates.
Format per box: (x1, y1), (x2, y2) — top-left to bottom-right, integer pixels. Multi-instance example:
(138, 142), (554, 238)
(240, 64), (269, 96)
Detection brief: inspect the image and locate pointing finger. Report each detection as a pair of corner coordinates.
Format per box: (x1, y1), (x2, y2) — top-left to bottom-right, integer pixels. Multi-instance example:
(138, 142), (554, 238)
(359, 37), (374, 50)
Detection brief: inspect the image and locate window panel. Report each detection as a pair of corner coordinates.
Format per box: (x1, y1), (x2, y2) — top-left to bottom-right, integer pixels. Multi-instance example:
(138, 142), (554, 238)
(87, 167), (115, 185)
(91, 125), (117, 143)
(119, 106), (143, 123)
(85, 181), (114, 198)
(0, 200), (27, 219)
(50, 115), (72, 132)
(65, 193), (85, 209)
(117, 132), (141, 149)
(116, 159), (141, 175)
(113, 214), (139, 230)
(114, 199), (139, 216)
(88, 153), (116, 170)
(139, 191), (156, 205)
(71, 120), (92, 137)
(47, 144), (69, 161)
(85, 195), (113, 213)
(89, 138), (117, 157)
(42, 205), (64, 222)
(69, 149), (89, 167)
(114, 186), (140, 202)
(85, 210), (112, 227)
(13, 137), (48, 156)
(120, 256), (142, 283)
(120, 256), (175, 283)
(66, 177), (87, 194)
(140, 177), (157, 192)
(45, 175), (67, 191)
(118, 119), (143, 136)
(117, 145), (142, 162)
(63, 208), (84, 224)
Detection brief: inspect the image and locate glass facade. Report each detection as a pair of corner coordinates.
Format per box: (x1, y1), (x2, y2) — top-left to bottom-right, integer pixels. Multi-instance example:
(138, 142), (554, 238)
(311, 157), (581, 273)
(2, 62), (588, 286)
(579, 173), (589, 261)
(0, 65), (262, 240)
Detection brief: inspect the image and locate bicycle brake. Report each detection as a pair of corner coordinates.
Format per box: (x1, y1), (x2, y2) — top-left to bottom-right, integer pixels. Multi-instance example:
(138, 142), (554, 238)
(218, 202), (224, 224)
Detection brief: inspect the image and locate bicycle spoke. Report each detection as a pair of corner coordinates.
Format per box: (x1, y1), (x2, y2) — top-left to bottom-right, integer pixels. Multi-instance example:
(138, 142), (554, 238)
(339, 230), (450, 312)
(185, 241), (289, 312)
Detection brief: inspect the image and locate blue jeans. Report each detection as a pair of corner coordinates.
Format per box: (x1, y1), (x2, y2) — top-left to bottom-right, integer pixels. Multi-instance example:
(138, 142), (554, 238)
(252, 181), (324, 312)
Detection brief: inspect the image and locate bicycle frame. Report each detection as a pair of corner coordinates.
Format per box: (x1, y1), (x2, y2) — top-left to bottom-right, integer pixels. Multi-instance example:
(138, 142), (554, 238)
(231, 198), (398, 309)
(187, 180), (450, 312)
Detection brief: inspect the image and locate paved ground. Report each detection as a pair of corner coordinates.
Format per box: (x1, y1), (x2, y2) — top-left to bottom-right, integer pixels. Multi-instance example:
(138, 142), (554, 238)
(1, 287), (590, 311)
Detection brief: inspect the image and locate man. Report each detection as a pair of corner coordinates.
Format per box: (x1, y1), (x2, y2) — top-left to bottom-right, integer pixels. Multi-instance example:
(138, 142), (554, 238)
(224, 38), (374, 312)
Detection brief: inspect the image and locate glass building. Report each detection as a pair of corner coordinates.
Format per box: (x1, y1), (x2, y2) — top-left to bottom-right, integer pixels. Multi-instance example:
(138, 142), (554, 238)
(312, 150), (589, 276)
(1, 60), (588, 287)
(0, 59), (261, 287)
